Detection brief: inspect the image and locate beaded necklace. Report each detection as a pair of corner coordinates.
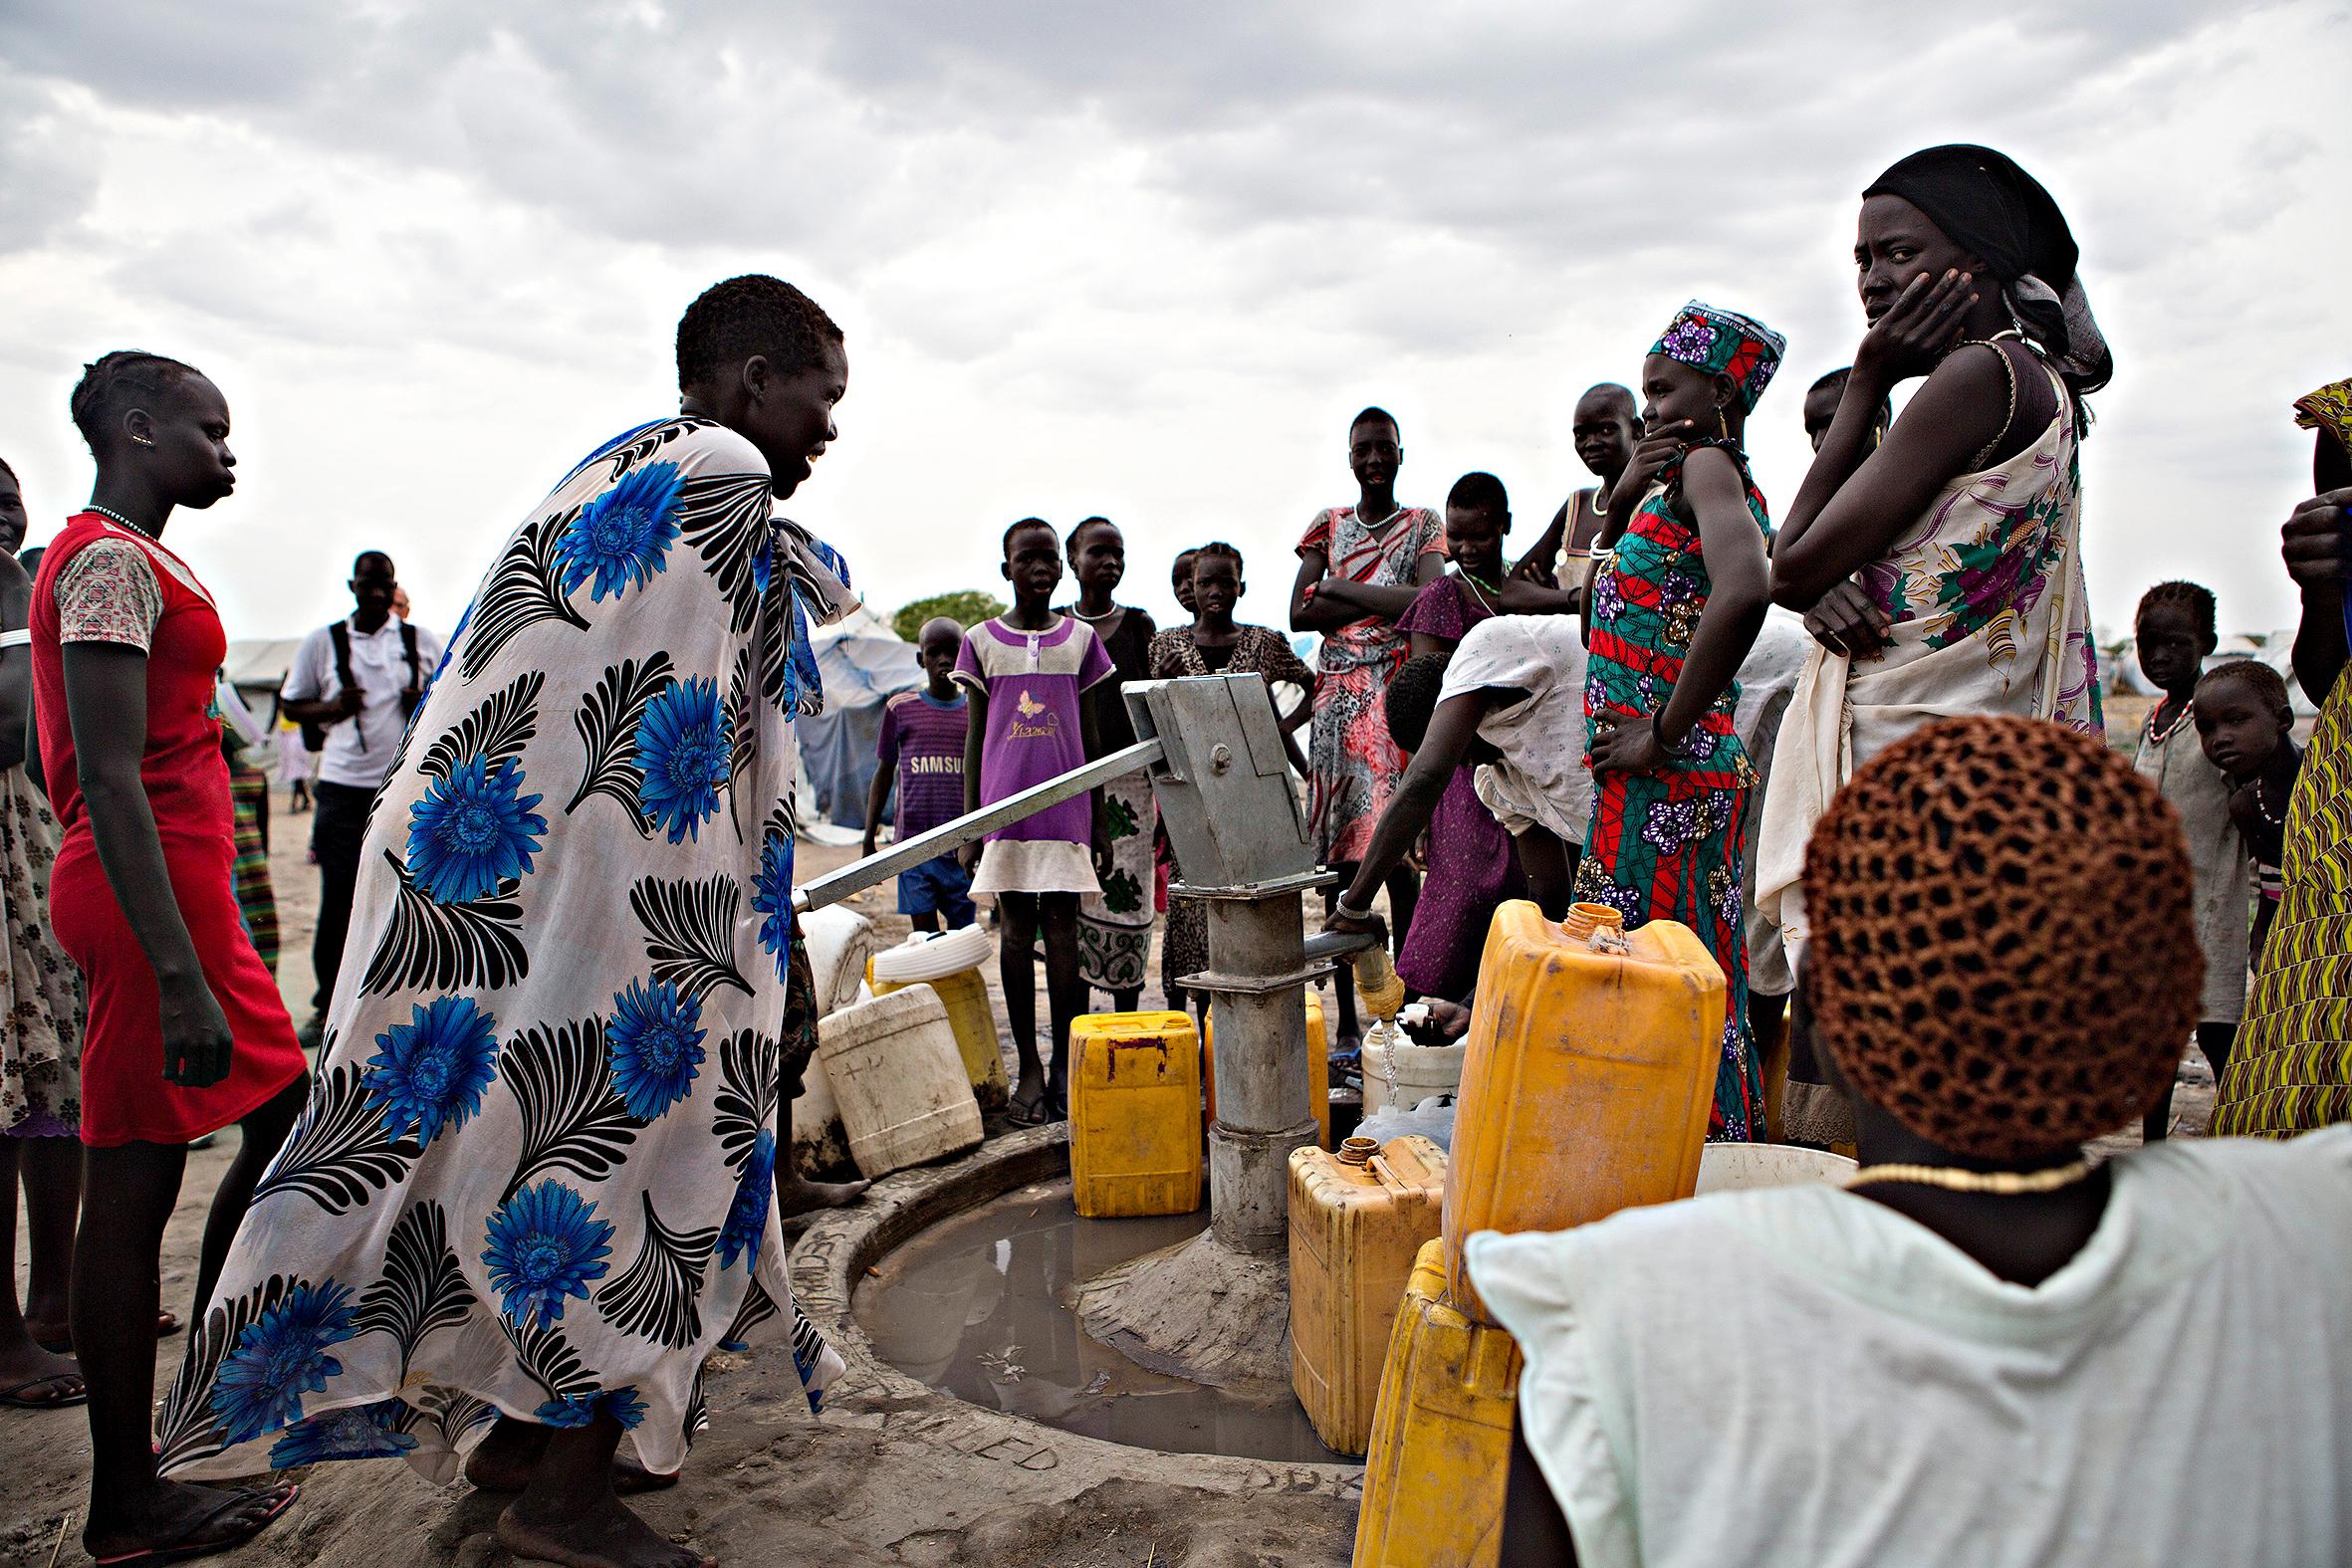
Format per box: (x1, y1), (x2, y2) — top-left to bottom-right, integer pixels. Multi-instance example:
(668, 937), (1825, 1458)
(2252, 774), (2285, 827)
(2144, 696), (2195, 747)
(1846, 1157), (2094, 1196)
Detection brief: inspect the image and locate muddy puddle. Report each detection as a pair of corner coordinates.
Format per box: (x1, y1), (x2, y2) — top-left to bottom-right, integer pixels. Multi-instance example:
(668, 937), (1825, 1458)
(853, 1179), (1349, 1464)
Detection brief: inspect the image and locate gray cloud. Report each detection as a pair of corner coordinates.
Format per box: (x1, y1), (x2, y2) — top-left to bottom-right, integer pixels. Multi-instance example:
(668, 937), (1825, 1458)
(0, 0), (2342, 643)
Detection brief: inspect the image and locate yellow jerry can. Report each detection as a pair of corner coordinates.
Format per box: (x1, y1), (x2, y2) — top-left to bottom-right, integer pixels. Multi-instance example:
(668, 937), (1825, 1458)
(1290, 1135), (1449, 1456)
(1067, 1010), (1204, 1218)
(1205, 991), (1329, 1147)
(1351, 1239), (1522, 1568)
(1444, 900), (1723, 1320)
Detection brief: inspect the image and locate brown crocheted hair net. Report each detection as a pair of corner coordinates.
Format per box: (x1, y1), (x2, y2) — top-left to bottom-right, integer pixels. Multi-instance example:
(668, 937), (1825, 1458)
(1802, 717), (2200, 1160)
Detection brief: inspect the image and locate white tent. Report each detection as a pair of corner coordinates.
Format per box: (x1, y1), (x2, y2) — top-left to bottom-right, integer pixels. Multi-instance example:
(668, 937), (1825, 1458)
(794, 603), (925, 844)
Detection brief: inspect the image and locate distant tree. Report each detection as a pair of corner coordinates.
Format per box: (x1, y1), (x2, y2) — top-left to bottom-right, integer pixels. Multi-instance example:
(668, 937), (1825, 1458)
(893, 590), (1007, 643)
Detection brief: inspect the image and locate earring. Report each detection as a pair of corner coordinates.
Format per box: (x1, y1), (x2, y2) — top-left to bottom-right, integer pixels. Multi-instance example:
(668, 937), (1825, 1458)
(1717, 409), (1731, 440)
(130, 433), (155, 447)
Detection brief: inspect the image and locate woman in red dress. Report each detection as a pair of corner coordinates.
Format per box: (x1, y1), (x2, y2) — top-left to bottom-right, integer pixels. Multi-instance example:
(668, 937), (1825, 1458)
(31, 351), (307, 1564)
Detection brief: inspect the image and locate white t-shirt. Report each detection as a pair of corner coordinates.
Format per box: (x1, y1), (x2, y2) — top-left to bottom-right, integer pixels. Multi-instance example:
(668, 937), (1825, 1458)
(1468, 1129), (2352, 1568)
(1438, 614), (1591, 845)
(281, 615), (444, 789)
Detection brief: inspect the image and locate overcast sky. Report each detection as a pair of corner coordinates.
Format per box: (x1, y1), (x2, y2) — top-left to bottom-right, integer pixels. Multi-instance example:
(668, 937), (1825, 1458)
(2, 2), (2345, 647)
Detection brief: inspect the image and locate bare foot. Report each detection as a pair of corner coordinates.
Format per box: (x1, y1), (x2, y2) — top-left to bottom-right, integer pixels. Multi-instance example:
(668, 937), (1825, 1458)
(497, 1490), (711, 1568)
(773, 1170), (869, 1219)
(83, 1478), (296, 1563)
(466, 1417), (679, 1495)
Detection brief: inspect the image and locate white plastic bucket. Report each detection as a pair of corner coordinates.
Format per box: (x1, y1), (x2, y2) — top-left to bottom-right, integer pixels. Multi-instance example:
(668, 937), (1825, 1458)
(1361, 1018), (1467, 1115)
(802, 905), (879, 1017)
(870, 924), (991, 985)
(1694, 1143), (1857, 1194)
(817, 986), (983, 1178)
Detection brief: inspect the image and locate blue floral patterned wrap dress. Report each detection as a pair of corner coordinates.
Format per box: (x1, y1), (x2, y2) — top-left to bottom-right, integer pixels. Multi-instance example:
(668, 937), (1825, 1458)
(159, 416), (847, 1483)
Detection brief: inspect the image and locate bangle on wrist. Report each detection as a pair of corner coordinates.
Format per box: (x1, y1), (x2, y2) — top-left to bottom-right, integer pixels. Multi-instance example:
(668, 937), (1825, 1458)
(1651, 712), (1683, 754)
(1333, 893), (1376, 922)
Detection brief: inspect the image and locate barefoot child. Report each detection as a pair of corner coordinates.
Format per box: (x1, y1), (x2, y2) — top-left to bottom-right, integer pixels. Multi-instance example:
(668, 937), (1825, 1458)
(2131, 581), (2249, 1139)
(1582, 302), (1780, 1143)
(865, 617), (975, 933)
(2197, 659), (2303, 966)
(958, 519), (1113, 1123)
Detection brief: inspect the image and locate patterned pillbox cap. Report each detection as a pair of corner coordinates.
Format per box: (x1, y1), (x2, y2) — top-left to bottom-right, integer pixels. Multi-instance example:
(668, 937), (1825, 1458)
(1649, 301), (1787, 413)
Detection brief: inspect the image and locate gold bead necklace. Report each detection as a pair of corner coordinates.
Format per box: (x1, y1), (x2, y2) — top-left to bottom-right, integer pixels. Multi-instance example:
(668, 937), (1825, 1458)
(1844, 1158), (2094, 1196)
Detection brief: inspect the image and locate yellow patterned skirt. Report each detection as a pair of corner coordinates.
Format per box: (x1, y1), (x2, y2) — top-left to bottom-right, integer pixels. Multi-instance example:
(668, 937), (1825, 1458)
(2214, 672), (2352, 1135)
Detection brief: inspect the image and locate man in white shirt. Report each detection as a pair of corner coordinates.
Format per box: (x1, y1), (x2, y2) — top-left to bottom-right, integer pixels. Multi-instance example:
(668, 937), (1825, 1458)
(278, 552), (441, 1042)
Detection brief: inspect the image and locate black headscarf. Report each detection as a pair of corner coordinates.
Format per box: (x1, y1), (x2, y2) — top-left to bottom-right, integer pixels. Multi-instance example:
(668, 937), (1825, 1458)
(1865, 144), (2111, 410)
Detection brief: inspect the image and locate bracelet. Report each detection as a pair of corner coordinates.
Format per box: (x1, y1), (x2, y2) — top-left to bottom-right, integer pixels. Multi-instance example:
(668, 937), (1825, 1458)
(1651, 712), (1684, 755)
(1333, 894), (1377, 922)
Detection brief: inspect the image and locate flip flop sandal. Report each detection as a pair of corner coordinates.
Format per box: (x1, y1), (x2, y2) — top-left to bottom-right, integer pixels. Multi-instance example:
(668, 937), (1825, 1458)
(36, 1309), (179, 1356)
(94, 1481), (299, 1567)
(0, 1372), (88, 1409)
(1004, 1089), (1049, 1128)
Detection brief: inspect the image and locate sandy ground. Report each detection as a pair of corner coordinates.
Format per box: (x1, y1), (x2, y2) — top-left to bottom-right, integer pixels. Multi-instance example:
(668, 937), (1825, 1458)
(0, 781), (2216, 1565)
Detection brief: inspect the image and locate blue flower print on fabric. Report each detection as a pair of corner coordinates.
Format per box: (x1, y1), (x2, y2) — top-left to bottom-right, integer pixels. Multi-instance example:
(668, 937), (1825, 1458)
(1657, 314), (1719, 367)
(606, 979), (707, 1121)
(268, 1398), (418, 1467)
(559, 460), (683, 602)
(534, 1386), (647, 1430)
(210, 1279), (358, 1445)
(719, 1128), (776, 1270)
(363, 996), (500, 1148)
(788, 591), (823, 713)
(751, 828), (795, 984)
(634, 676), (731, 844)
(1590, 569), (1628, 626)
(406, 755), (547, 904)
(483, 1180), (614, 1330)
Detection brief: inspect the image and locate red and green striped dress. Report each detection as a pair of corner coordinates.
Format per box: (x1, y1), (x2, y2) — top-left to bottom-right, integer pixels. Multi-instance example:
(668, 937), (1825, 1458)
(1577, 440), (1765, 1141)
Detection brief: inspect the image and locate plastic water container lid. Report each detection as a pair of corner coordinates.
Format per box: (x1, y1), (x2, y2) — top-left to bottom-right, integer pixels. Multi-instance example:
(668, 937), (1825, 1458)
(870, 923), (991, 984)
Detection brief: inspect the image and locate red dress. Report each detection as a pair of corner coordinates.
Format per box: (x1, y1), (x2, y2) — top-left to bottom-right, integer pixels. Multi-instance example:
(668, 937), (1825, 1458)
(31, 514), (307, 1146)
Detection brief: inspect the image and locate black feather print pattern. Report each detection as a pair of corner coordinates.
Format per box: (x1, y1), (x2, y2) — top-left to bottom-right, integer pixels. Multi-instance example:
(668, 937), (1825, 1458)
(681, 1368), (709, 1442)
(420, 670), (546, 780)
(156, 1273), (303, 1471)
(429, 1392), (500, 1450)
(353, 1203), (476, 1378)
(676, 473), (777, 633)
(253, 1061), (421, 1214)
(507, 1316), (598, 1405)
(711, 1029), (781, 1177)
(718, 1278), (778, 1349)
(502, 1018), (644, 1202)
(726, 642), (756, 841)
(564, 652), (675, 830)
(630, 874), (753, 1002)
(596, 416), (711, 483)
(359, 849), (528, 997)
(596, 1192), (719, 1348)
(462, 511), (590, 680)
(759, 578), (794, 714)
